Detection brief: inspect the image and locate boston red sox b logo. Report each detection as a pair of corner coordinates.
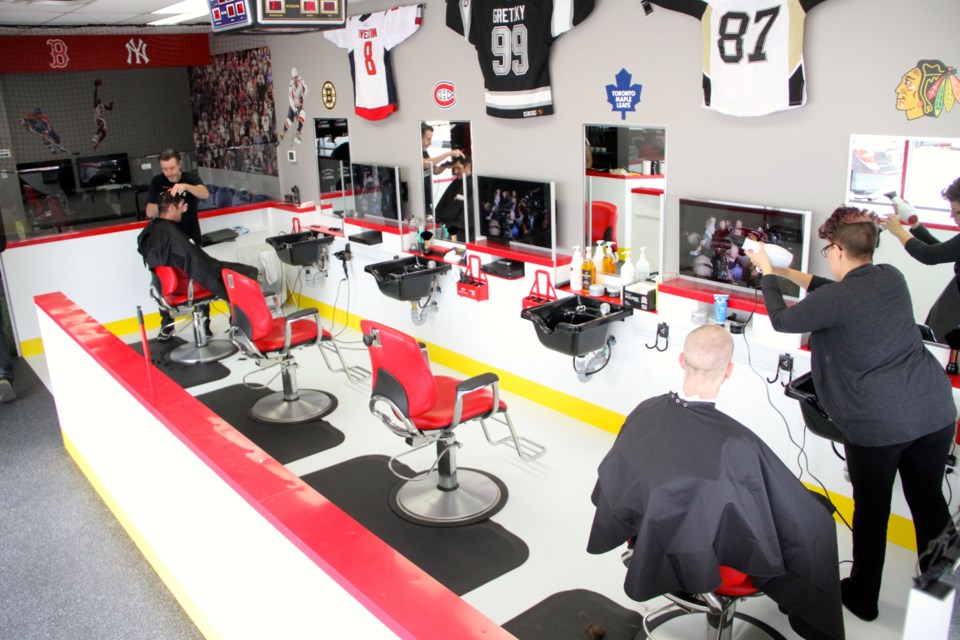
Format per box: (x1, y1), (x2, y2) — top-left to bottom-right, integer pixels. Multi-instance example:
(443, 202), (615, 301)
(46, 39), (69, 69)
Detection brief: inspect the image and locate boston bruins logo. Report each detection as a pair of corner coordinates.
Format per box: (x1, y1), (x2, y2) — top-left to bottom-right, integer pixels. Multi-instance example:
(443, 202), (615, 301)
(321, 81), (337, 110)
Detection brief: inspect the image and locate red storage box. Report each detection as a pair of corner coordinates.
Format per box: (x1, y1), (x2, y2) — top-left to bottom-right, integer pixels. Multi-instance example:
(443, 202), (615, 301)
(522, 270), (557, 310)
(456, 255), (489, 302)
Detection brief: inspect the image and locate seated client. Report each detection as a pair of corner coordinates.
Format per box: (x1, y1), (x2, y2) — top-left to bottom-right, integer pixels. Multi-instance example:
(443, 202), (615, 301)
(587, 324), (844, 640)
(137, 191), (259, 337)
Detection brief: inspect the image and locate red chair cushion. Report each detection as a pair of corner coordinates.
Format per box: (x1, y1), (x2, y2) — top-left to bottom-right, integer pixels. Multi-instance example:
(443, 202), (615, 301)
(253, 316), (319, 354)
(155, 266), (215, 306)
(363, 320), (438, 417)
(715, 566), (757, 597)
(410, 375), (507, 431)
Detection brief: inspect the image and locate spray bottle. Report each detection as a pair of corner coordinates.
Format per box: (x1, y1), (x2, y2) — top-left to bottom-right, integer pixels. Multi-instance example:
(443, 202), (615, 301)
(729, 235), (793, 270)
(635, 246), (650, 282)
(570, 245), (583, 292)
(884, 192), (919, 225)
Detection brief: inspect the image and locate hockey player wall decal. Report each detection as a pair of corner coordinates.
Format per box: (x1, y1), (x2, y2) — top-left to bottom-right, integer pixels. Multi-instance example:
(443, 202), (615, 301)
(18, 107), (67, 154)
(279, 67), (308, 144)
(895, 60), (959, 121)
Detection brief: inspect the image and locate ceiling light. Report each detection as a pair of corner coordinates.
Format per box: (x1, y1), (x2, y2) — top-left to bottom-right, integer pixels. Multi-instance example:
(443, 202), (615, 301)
(148, 11), (207, 25)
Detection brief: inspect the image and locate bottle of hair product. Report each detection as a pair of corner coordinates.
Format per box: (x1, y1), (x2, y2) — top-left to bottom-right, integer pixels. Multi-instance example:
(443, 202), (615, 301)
(636, 246), (650, 281)
(570, 245), (583, 292)
(581, 252), (595, 294)
(602, 242), (617, 274)
(593, 240), (605, 268)
(620, 249), (636, 286)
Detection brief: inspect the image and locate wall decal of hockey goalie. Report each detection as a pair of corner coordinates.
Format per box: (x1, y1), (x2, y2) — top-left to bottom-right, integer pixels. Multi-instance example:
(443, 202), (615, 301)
(895, 59), (959, 120)
(92, 79), (114, 151)
(19, 107), (68, 154)
(279, 67), (308, 145)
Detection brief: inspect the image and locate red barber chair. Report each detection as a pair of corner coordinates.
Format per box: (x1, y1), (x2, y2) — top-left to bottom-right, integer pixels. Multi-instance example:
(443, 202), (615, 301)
(149, 266), (237, 364)
(642, 566), (784, 640)
(590, 200), (618, 251)
(361, 320), (545, 527)
(223, 268), (334, 424)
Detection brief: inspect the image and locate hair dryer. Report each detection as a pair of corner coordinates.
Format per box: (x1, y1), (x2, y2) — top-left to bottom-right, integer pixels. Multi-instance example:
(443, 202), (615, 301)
(729, 235), (794, 270)
(884, 192), (918, 225)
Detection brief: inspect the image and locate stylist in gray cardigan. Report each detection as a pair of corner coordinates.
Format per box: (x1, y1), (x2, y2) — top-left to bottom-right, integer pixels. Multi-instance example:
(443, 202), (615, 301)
(749, 206), (956, 623)
(881, 177), (960, 342)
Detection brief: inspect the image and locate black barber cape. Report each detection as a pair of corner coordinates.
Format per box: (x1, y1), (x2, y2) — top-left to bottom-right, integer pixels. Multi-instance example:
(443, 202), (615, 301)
(137, 217), (253, 301)
(587, 393), (844, 640)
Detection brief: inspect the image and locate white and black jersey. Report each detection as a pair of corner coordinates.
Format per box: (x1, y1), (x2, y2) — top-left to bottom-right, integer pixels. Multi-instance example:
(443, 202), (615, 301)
(324, 5), (422, 121)
(650, 0), (829, 116)
(447, 0), (593, 119)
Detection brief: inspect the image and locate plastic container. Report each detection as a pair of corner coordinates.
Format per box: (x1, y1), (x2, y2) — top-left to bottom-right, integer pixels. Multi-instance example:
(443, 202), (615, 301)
(570, 245), (583, 292)
(713, 294), (729, 324)
(620, 250), (636, 287)
(636, 246), (650, 281)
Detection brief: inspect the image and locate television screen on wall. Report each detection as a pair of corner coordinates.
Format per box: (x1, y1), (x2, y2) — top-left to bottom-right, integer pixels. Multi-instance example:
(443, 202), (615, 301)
(76, 154), (132, 189)
(476, 175), (556, 252)
(16, 159), (76, 197)
(351, 163), (402, 220)
(678, 198), (811, 299)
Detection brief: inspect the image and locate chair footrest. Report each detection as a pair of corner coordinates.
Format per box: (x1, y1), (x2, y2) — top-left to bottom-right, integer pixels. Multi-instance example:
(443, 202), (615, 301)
(489, 434), (546, 462)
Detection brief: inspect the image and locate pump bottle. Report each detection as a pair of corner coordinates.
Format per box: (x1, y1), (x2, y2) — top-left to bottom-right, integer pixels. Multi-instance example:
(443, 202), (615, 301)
(635, 246), (650, 281)
(570, 245), (583, 292)
(602, 242), (617, 274)
(884, 192), (919, 225)
(729, 235), (793, 269)
(581, 251), (596, 294)
(593, 240), (605, 268)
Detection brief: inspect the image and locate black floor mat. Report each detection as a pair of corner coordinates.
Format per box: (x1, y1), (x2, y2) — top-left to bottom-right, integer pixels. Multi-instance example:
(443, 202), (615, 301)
(196, 384), (343, 464)
(128, 337), (231, 389)
(300, 455), (529, 596)
(503, 590), (644, 640)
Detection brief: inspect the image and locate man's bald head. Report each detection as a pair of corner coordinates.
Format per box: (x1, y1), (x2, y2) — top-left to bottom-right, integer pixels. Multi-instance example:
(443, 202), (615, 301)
(681, 324), (734, 393)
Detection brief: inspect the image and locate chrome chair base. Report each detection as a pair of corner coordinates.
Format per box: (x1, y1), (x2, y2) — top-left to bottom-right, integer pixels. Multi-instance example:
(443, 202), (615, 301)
(391, 468), (507, 527)
(250, 388), (334, 424)
(170, 339), (237, 365)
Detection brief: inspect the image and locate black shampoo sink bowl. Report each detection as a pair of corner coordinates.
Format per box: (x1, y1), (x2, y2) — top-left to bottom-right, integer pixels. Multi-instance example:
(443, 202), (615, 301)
(784, 372), (844, 443)
(365, 256), (452, 301)
(521, 295), (632, 356)
(266, 230), (334, 266)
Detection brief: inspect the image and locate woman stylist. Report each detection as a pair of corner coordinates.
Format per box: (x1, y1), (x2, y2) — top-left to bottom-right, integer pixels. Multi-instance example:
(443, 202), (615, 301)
(749, 206), (956, 622)
(881, 178), (960, 341)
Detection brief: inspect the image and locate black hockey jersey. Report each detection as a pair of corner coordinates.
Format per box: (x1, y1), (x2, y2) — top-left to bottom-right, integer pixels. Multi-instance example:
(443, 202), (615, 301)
(447, 0), (593, 119)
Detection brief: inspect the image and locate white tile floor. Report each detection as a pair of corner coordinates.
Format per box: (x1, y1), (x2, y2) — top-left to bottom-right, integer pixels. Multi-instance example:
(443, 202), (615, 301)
(27, 313), (949, 639)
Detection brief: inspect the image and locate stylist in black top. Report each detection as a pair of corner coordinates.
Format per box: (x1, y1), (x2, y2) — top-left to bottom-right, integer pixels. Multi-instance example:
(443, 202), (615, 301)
(750, 207), (956, 623)
(881, 177), (960, 341)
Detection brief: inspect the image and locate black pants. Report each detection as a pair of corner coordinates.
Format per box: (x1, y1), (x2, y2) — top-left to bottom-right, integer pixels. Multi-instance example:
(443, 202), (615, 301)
(844, 423), (955, 607)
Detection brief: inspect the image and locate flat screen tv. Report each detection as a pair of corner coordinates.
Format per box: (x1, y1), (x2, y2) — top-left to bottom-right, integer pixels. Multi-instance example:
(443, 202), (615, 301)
(16, 159), (76, 198)
(678, 198), (811, 299)
(351, 163), (402, 221)
(76, 153), (132, 188)
(476, 175), (556, 252)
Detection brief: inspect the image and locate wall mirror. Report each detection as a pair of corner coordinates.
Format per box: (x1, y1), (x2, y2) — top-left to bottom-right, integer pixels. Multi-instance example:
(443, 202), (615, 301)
(584, 124), (666, 276)
(315, 117), (353, 215)
(421, 120), (473, 242)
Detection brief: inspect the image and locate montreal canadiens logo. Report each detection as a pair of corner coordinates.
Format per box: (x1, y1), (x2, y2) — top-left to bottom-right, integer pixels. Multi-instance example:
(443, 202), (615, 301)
(433, 81), (457, 109)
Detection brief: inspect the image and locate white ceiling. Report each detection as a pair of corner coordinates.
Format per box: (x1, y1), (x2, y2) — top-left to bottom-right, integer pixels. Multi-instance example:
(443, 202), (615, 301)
(0, 0), (211, 28)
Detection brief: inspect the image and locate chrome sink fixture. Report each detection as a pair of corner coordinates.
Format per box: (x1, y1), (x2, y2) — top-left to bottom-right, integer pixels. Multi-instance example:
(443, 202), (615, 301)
(521, 295), (632, 381)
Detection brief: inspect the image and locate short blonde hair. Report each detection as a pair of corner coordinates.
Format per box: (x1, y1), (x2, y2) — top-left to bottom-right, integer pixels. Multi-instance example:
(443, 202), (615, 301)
(683, 324), (733, 380)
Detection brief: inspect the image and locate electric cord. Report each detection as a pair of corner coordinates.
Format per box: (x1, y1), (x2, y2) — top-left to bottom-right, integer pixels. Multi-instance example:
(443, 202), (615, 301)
(915, 508), (960, 582)
(741, 287), (852, 532)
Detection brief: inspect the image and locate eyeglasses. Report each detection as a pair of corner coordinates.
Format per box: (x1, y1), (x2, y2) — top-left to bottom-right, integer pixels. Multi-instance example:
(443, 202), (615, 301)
(820, 243), (839, 258)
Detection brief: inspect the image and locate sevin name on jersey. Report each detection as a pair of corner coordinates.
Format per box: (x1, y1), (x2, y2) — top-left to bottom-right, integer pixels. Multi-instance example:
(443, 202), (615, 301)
(492, 5), (524, 23)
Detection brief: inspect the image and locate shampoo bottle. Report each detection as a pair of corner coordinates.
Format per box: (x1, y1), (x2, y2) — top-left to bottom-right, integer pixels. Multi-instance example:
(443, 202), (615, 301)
(570, 245), (583, 292)
(620, 249), (636, 286)
(593, 240), (605, 268)
(636, 246), (650, 281)
(602, 242), (617, 274)
(582, 252), (596, 294)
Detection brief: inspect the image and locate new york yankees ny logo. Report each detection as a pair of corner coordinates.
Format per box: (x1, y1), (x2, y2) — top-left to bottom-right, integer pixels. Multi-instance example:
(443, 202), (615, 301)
(125, 38), (150, 65)
(46, 39), (69, 69)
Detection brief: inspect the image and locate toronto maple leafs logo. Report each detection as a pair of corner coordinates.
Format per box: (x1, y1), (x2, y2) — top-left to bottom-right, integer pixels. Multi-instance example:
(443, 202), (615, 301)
(606, 68), (642, 120)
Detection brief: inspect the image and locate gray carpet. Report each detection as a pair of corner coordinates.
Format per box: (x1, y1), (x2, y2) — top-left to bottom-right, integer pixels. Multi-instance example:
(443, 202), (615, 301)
(0, 358), (202, 640)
